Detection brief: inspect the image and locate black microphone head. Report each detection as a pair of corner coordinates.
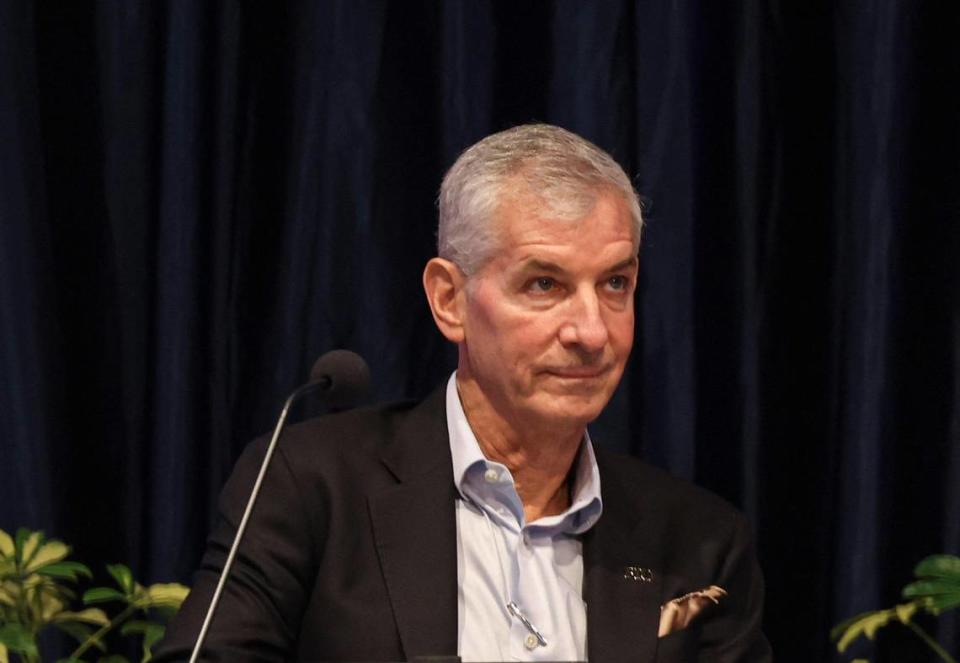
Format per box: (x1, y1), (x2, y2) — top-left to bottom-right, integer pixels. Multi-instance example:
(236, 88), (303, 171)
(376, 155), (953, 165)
(309, 349), (370, 409)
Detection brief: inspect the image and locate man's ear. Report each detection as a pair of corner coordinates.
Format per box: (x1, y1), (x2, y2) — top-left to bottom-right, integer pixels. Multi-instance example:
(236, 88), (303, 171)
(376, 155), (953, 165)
(422, 257), (467, 343)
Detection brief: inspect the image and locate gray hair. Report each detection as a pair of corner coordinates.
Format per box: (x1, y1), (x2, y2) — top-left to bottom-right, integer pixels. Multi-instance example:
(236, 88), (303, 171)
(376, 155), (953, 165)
(437, 124), (643, 275)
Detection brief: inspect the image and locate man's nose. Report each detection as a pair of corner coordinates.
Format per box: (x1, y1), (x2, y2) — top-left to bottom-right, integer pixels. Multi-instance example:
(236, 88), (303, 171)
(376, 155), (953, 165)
(558, 287), (609, 352)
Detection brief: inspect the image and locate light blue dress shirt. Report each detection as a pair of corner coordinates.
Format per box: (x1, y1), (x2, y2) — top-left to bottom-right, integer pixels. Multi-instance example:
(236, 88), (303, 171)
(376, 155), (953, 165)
(446, 374), (604, 662)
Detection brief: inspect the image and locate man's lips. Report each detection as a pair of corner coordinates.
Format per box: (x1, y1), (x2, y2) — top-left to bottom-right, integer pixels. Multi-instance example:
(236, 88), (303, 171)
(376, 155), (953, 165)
(543, 366), (611, 379)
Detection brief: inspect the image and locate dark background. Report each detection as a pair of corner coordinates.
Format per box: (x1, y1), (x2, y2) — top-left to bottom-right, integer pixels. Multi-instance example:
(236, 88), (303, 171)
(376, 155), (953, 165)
(2, 2), (958, 660)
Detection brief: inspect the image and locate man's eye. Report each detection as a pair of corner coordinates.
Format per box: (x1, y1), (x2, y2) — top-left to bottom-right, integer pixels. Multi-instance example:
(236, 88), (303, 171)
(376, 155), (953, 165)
(530, 277), (556, 293)
(607, 275), (629, 291)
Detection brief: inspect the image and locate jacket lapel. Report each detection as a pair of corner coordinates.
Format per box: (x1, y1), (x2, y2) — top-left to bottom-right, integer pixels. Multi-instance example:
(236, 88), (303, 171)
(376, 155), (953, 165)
(585, 452), (665, 662)
(368, 389), (460, 659)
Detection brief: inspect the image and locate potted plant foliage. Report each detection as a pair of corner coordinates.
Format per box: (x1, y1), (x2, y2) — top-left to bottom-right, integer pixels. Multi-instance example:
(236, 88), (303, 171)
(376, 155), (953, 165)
(0, 528), (189, 663)
(833, 554), (960, 662)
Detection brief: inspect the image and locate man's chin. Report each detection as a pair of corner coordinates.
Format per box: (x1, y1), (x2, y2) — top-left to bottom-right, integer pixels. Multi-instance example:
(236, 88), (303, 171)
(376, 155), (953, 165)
(528, 391), (612, 427)
(540, 371), (619, 399)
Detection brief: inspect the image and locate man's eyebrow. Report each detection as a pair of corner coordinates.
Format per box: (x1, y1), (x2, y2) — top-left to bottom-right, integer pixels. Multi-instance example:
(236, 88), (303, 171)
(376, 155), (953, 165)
(516, 255), (639, 274)
(518, 259), (566, 274)
(605, 256), (639, 273)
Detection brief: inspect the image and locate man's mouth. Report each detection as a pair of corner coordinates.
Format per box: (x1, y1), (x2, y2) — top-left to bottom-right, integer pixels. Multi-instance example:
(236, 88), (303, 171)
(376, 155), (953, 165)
(544, 366), (610, 379)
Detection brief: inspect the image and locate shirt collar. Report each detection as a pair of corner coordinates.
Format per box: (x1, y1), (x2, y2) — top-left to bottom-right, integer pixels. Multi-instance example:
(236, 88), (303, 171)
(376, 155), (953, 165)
(445, 372), (603, 534)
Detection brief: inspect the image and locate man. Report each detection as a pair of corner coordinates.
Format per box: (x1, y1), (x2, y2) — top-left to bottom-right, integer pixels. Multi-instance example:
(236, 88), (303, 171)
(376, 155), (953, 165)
(155, 124), (771, 661)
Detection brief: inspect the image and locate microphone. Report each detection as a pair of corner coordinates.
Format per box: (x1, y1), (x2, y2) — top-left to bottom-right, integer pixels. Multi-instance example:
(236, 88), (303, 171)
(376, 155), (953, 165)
(188, 350), (370, 663)
(308, 348), (371, 409)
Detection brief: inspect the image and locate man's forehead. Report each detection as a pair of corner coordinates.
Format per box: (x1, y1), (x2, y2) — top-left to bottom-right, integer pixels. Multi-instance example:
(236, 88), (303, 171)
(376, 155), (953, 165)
(492, 194), (636, 250)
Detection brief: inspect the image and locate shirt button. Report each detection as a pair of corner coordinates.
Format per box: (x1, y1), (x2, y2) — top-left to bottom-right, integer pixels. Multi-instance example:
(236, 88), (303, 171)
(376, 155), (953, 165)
(483, 468), (499, 483)
(524, 634), (539, 650)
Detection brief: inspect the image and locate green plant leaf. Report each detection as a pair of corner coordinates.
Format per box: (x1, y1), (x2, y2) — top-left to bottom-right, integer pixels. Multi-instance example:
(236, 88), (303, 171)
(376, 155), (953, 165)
(13, 530), (28, 567)
(903, 569), (960, 616)
(18, 530), (43, 568)
(120, 620), (147, 635)
(37, 587), (67, 622)
(903, 578), (960, 597)
(926, 592), (960, 613)
(831, 603), (917, 653)
(25, 539), (70, 573)
(0, 582), (17, 607)
(831, 610), (868, 640)
(0, 623), (38, 656)
(106, 564), (135, 595)
(893, 602), (916, 623)
(37, 561), (92, 581)
(914, 555), (960, 579)
(0, 530), (13, 559)
(140, 623), (165, 663)
(54, 607), (111, 627)
(14, 529), (31, 554)
(83, 587), (126, 605)
(121, 621), (166, 663)
(134, 583), (189, 610)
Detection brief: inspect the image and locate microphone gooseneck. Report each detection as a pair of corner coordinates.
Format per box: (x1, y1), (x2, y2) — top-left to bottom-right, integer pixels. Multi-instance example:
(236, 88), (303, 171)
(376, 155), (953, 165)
(188, 350), (370, 663)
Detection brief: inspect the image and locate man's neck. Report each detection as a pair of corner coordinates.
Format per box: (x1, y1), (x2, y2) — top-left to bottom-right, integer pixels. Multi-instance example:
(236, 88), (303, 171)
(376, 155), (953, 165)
(455, 374), (585, 523)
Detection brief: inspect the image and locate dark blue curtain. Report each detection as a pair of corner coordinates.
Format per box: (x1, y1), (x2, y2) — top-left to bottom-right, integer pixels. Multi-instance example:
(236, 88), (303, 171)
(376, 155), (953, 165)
(1, 2), (958, 660)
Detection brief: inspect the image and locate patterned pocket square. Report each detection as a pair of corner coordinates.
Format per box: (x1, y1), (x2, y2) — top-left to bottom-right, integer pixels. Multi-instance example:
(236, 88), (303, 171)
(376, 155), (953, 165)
(658, 585), (728, 638)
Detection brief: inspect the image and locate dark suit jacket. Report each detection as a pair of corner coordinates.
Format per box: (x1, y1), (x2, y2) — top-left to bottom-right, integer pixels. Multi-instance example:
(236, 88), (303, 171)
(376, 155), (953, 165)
(154, 388), (771, 662)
